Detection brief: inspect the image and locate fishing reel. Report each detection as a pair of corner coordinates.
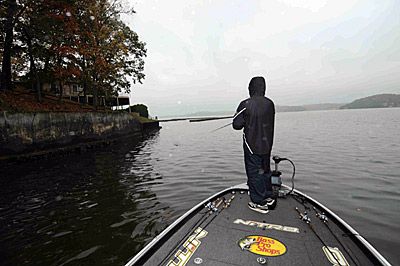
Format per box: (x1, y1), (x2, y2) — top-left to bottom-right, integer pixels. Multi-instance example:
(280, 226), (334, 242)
(301, 211), (311, 223)
(316, 212), (328, 223)
(205, 201), (218, 212)
(271, 155), (296, 198)
(295, 207), (311, 224)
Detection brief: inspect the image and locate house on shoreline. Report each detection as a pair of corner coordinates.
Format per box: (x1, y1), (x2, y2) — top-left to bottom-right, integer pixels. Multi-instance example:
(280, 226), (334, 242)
(42, 82), (130, 109)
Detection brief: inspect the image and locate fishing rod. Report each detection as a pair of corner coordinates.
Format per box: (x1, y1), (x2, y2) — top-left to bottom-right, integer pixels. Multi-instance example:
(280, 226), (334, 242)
(209, 107), (245, 133)
(291, 193), (311, 210)
(183, 195), (235, 248)
(190, 116), (233, 123)
(158, 196), (235, 266)
(312, 207), (359, 266)
(210, 122), (232, 133)
(156, 197), (221, 266)
(295, 207), (343, 266)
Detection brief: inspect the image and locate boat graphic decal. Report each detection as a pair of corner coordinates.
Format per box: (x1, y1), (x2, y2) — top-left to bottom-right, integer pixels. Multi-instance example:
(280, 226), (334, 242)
(237, 235), (287, 257)
(237, 236), (259, 251)
(167, 227), (208, 266)
(233, 218), (299, 233)
(322, 246), (349, 266)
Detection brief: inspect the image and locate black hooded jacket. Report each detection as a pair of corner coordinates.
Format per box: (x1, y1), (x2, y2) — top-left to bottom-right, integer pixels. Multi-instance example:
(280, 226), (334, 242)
(232, 77), (275, 155)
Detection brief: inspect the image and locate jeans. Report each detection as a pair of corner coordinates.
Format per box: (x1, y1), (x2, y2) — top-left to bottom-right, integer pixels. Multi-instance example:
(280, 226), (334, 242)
(244, 152), (273, 205)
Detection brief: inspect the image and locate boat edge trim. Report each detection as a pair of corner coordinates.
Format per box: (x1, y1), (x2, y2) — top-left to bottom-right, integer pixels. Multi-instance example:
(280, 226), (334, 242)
(124, 183), (248, 266)
(287, 185), (392, 266)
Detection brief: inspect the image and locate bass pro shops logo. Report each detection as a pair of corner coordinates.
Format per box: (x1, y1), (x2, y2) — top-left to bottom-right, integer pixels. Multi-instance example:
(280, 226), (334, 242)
(237, 235), (287, 257)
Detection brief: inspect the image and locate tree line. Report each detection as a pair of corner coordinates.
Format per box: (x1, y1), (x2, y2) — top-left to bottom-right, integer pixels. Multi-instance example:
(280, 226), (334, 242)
(0, 0), (146, 107)
(340, 94), (400, 109)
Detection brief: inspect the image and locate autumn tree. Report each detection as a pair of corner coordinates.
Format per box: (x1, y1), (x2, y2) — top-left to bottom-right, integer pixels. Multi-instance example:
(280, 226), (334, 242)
(40, 0), (81, 102)
(0, 0), (17, 91)
(1, 0), (55, 100)
(0, 0), (146, 104)
(81, 0), (146, 108)
(0, 0), (38, 92)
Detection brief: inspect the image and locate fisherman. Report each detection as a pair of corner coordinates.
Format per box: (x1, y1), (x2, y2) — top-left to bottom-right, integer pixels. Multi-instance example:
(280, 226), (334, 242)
(232, 76), (275, 214)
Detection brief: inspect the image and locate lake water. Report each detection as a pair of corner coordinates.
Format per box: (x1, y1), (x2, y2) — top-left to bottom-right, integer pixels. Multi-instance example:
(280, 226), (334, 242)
(0, 108), (399, 265)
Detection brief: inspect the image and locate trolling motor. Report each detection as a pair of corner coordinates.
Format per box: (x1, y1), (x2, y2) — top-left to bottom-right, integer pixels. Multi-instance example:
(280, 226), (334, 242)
(271, 156), (296, 198)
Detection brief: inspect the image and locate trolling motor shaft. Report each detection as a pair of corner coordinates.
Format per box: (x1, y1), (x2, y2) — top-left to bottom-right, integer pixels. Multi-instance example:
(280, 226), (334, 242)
(271, 156), (286, 197)
(271, 155), (296, 197)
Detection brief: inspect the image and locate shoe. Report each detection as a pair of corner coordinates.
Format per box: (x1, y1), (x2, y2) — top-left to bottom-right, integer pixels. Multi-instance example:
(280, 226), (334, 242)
(248, 202), (269, 214)
(265, 198), (275, 206)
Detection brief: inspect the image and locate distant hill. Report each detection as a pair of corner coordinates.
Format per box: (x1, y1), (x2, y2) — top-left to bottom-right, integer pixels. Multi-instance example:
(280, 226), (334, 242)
(340, 94), (400, 109)
(301, 103), (344, 111)
(163, 103), (344, 118)
(276, 103), (343, 112)
(276, 105), (306, 112)
(160, 94), (399, 118)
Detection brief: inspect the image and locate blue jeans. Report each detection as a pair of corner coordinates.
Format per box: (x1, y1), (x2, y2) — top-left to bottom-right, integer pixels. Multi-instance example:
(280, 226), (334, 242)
(244, 152), (273, 205)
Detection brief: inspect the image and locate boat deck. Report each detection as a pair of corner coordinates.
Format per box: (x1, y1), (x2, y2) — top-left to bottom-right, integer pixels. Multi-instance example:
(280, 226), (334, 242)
(127, 184), (386, 266)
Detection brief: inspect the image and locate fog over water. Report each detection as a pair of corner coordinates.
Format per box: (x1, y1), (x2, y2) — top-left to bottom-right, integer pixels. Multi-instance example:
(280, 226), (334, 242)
(123, 0), (400, 117)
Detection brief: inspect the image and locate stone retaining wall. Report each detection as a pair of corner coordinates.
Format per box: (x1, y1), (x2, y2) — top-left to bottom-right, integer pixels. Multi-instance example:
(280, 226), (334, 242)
(0, 112), (145, 156)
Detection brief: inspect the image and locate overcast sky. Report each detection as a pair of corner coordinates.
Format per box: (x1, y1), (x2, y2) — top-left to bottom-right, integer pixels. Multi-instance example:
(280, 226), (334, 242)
(123, 0), (400, 117)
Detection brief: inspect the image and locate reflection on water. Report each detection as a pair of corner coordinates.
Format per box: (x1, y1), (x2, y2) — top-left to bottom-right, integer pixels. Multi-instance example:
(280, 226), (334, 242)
(0, 108), (399, 265)
(0, 133), (172, 266)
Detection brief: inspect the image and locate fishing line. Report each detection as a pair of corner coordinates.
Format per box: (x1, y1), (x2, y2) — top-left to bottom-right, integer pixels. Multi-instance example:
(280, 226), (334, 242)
(312, 207), (360, 266)
(295, 207), (343, 266)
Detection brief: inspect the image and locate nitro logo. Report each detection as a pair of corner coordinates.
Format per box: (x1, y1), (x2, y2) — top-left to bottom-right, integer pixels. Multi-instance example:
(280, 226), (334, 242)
(233, 218), (299, 233)
(237, 235), (287, 257)
(167, 227), (208, 266)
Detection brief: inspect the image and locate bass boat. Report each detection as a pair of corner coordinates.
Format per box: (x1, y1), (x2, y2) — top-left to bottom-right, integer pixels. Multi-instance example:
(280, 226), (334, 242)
(125, 156), (391, 266)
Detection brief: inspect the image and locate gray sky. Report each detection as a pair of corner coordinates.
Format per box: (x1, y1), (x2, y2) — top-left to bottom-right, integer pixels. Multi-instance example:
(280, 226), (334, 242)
(123, 0), (400, 117)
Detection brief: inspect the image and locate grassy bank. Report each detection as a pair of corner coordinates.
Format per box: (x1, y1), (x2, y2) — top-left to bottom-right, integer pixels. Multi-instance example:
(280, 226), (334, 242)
(0, 86), (100, 112)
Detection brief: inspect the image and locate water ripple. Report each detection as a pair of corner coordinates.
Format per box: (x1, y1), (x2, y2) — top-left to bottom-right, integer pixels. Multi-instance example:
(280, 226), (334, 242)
(0, 108), (399, 265)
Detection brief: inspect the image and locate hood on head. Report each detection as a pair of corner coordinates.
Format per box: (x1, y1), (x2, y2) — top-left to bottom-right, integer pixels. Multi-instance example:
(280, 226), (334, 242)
(248, 76), (266, 97)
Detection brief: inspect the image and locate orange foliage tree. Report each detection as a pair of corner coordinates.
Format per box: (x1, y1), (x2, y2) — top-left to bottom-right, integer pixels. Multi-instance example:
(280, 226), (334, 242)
(0, 0), (146, 106)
